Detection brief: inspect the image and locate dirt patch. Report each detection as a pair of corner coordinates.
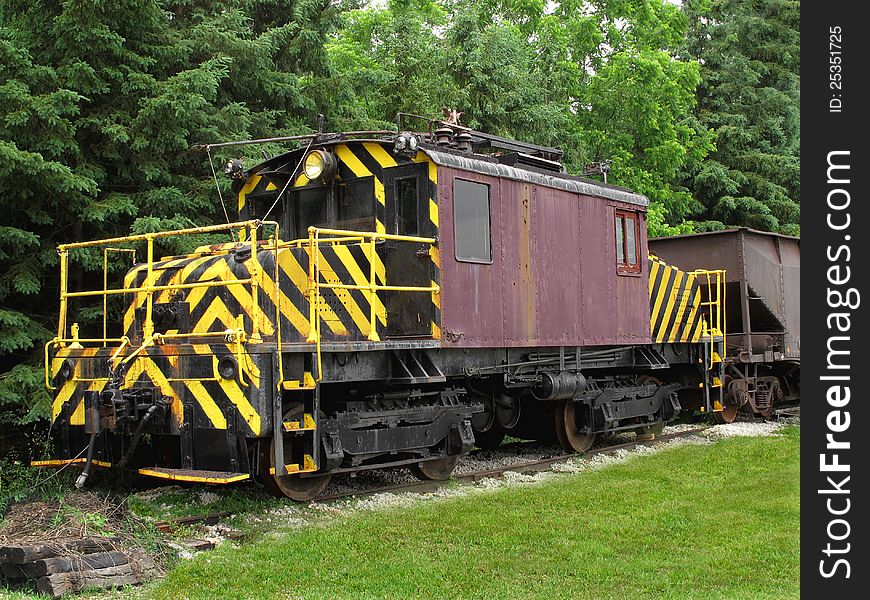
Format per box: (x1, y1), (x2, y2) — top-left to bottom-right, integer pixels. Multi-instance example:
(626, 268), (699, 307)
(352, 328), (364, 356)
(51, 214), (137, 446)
(0, 491), (169, 575)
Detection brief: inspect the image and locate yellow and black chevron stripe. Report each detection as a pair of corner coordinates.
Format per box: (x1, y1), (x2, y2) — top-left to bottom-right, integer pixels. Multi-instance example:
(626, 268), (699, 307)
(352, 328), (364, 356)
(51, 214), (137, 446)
(236, 140), (441, 339)
(122, 242), (392, 342)
(648, 255), (703, 343)
(50, 344), (267, 436)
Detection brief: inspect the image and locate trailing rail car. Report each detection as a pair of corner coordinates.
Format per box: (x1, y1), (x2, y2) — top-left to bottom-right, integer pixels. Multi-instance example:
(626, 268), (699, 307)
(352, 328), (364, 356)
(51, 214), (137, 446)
(649, 228), (800, 421)
(40, 120), (735, 500)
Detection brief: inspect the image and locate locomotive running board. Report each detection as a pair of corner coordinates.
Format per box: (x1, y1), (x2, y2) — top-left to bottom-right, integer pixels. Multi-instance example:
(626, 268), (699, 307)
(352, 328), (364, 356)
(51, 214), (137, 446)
(633, 346), (669, 369)
(137, 467), (250, 484)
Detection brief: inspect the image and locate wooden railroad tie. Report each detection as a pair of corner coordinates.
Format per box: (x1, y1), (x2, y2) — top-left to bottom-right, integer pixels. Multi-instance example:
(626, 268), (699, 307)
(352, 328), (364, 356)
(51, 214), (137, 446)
(0, 537), (157, 597)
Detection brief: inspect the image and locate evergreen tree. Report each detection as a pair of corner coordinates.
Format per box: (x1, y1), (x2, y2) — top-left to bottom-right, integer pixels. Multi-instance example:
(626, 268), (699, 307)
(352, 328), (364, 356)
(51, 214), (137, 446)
(0, 0), (343, 423)
(682, 0), (800, 234)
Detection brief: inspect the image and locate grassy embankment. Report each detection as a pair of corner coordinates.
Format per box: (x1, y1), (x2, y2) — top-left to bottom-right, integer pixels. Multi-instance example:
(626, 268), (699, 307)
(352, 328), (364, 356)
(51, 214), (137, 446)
(150, 427), (799, 599)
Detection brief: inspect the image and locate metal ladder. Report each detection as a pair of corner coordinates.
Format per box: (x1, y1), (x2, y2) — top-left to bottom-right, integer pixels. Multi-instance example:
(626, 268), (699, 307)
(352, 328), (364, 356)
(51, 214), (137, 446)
(272, 353), (319, 476)
(694, 270), (727, 413)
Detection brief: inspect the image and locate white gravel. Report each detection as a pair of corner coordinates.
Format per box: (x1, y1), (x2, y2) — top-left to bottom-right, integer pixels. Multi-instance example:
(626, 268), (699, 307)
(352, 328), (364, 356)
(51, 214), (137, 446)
(700, 420), (786, 439)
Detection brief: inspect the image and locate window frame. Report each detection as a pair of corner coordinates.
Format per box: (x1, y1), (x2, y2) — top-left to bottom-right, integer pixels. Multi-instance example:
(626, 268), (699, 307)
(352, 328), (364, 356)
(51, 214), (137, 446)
(393, 175), (421, 237)
(615, 209), (642, 275)
(452, 178), (493, 264)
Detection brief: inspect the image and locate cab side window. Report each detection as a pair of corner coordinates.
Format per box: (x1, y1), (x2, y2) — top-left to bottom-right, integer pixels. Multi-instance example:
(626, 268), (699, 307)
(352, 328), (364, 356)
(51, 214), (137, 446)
(615, 210), (641, 274)
(454, 179), (492, 263)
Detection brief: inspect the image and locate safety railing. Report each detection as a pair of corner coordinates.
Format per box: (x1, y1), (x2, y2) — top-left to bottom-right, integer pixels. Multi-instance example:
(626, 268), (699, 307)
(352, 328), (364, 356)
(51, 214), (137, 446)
(45, 221), (440, 393)
(693, 269), (727, 369)
(46, 220), (280, 390)
(300, 226), (440, 382)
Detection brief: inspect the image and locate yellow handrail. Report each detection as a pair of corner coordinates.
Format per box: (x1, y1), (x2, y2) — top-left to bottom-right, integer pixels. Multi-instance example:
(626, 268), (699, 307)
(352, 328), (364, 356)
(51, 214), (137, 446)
(49, 220), (280, 391)
(303, 226), (440, 382)
(692, 269), (727, 369)
(103, 248), (136, 345)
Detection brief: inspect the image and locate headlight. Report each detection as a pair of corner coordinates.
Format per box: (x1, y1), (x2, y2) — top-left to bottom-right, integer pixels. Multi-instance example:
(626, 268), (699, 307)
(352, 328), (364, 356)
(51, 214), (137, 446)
(394, 132), (419, 155)
(303, 149), (337, 181)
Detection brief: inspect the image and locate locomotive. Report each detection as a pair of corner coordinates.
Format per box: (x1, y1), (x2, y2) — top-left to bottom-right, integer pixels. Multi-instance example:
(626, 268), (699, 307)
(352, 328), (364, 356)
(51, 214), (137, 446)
(37, 118), (788, 500)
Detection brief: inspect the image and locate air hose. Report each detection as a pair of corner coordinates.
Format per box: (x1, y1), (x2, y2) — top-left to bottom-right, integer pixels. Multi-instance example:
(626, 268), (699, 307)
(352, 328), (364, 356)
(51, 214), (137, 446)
(116, 404), (161, 468)
(74, 431), (99, 489)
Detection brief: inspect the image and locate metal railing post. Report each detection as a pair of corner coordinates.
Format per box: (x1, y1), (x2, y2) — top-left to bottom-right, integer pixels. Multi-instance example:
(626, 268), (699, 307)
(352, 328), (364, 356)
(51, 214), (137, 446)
(367, 239), (380, 342)
(274, 227), (285, 391)
(306, 227), (318, 344)
(103, 249), (109, 346)
(248, 224), (261, 342)
(143, 236), (155, 340)
(58, 250), (69, 340)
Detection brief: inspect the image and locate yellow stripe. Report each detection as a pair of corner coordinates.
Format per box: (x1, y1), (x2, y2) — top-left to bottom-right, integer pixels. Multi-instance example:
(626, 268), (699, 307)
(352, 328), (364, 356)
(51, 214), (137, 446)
(648, 259), (660, 297)
(669, 274), (695, 342)
(259, 258), (310, 336)
(32, 458), (112, 468)
(649, 265), (672, 335)
(429, 245), (441, 269)
(374, 178), (386, 207)
(237, 174), (261, 212)
(429, 199), (439, 228)
(335, 145), (372, 178)
(219, 378), (261, 435)
(412, 151), (438, 184)
(332, 245), (387, 325)
(184, 259), (240, 313)
(123, 256), (192, 332)
(278, 251), (348, 336)
(52, 382), (75, 422)
(143, 357), (183, 428)
(334, 145), (386, 207)
(655, 270), (684, 342)
(193, 296), (239, 333)
(185, 379), (227, 429)
(690, 311), (704, 342)
(431, 279), (440, 310)
(364, 142), (398, 168)
(431, 322), (441, 339)
(316, 253), (373, 334)
(69, 380), (103, 426)
(374, 252), (386, 285)
(294, 173), (310, 187)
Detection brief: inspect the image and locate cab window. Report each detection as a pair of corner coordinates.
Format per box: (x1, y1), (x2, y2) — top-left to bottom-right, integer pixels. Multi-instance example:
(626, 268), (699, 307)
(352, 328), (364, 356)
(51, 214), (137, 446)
(453, 179), (492, 263)
(615, 210), (640, 274)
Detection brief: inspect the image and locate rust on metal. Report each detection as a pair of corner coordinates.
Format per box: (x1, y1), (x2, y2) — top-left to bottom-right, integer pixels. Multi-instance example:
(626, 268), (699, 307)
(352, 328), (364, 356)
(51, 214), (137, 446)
(438, 166), (651, 348)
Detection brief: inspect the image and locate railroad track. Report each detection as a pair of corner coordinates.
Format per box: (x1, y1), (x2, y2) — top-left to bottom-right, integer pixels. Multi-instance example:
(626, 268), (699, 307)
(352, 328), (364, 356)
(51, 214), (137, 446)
(154, 427), (707, 533)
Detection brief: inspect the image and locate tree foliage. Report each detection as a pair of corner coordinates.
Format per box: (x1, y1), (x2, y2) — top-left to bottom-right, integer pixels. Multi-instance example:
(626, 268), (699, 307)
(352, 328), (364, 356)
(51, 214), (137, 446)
(681, 0), (800, 235)
(0, 0), (342, 423)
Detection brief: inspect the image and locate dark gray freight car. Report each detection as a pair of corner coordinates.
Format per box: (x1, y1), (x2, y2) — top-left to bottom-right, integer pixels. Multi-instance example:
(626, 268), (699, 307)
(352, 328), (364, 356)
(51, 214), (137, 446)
(649, 228), (800, 421)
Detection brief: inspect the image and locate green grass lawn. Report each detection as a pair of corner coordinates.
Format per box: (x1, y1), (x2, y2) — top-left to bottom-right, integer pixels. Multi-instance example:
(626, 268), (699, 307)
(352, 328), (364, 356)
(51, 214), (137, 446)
(149, 427), (799, 599)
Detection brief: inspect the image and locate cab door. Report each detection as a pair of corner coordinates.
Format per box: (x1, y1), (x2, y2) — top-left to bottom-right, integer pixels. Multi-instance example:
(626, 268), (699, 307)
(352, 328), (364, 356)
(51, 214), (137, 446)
(382, 163), (433, 338)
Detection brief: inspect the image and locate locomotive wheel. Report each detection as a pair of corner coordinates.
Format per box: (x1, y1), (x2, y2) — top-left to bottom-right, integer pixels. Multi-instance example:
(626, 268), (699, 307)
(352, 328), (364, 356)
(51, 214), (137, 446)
(713, 402), (739, 424)
(714, 376), (740, 424)
(410, 455), (460, 481)
(263, 438), (333, 502)
(470, 390), (507, 449)
(260, 405), (332, 502)
(472, 426), (506, 450)
(554, 399), (596, 453)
